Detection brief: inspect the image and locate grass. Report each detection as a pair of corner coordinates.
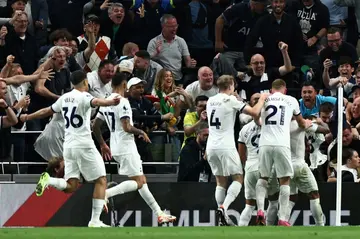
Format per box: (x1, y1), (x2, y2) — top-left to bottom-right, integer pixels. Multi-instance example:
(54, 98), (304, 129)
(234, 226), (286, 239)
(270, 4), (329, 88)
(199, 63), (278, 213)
(0, 227), (360, 239)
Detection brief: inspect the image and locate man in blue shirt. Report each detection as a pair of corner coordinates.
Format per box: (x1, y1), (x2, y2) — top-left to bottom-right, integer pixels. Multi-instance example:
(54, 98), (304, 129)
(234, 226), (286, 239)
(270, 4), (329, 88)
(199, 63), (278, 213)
(299, 82), (336, 117)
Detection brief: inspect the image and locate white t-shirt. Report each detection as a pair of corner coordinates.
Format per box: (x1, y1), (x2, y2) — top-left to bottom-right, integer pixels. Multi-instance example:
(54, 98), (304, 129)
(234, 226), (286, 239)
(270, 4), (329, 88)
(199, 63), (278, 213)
(206, 93), (246, 150)
(87, 70), (112, 117)
(238, 120), (261, 172)
(181, 81), (219, 102)
(259, 92), (301, 148)
(97, 93), (136, 156)
(51, 89), (95, 149)
(290, 120), (317, 164)
(5, 83), (30, 131)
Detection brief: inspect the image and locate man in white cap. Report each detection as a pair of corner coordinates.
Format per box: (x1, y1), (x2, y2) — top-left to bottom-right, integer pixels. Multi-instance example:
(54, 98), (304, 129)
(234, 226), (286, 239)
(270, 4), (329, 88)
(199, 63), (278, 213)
(117, 59), (134, 79)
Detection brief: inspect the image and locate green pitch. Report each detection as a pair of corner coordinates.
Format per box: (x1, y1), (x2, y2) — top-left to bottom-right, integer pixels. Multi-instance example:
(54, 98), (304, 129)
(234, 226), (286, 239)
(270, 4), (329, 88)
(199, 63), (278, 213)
(0, 227), (359, 239)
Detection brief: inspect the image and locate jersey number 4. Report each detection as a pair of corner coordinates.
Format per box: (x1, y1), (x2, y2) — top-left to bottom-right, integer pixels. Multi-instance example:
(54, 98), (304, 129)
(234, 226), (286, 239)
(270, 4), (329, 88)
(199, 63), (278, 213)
(265, 105), (285, 125)
(210, 109), (221, 129)
(63, 107), (83, 128)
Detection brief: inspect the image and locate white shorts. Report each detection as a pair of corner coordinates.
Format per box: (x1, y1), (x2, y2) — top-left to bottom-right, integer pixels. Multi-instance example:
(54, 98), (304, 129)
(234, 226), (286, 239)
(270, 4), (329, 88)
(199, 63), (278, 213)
(113, 153), (143, 177)
(63, 147), (106, 182)
(206, 149), (243, 176)
(244, 170), (260, 200)
(259, 146), (293, 178)
(290, 162), (319, 195)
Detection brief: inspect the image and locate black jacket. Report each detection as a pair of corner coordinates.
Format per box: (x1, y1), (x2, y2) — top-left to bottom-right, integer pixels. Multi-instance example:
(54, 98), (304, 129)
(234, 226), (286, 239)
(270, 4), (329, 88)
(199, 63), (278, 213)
(177, 137), (211, 182)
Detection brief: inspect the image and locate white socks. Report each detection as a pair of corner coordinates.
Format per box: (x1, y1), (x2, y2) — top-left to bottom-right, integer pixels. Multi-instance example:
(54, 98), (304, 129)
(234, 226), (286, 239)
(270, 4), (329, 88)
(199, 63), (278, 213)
(106, 180), (138, 199)
(278, 185), (290, 221)
(256, 179), (268, 212)
(138, 184), (162, 216)
(215, 186), (226, 207)
(222, 181), (242, 211)
(266, 200), (278, 225)
(285, 200), (295, 222)
(310, 198), (324, 226)
(239, 204), (255, 226)
(90, 198), (105, 223)
(48, 177), (67, 191)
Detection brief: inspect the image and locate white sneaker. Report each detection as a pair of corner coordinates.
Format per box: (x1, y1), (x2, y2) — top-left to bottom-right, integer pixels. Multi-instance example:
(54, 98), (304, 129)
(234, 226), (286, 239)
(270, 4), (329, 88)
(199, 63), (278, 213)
(157, 211), (176, 224)
(88, 221), (111, 227)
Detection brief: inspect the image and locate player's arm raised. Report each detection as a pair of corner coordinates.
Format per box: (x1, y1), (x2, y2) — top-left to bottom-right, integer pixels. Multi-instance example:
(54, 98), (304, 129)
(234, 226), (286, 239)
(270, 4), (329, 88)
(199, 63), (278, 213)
(121, 117), (151, 143)
(91, 96), (120, 107)
(242, 93), (268, 118)
(20, 106), (54, 122)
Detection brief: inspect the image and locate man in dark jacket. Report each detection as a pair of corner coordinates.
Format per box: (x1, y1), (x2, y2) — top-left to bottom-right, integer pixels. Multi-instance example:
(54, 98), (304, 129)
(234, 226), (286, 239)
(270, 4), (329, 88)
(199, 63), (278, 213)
(178, 122), (211, 182)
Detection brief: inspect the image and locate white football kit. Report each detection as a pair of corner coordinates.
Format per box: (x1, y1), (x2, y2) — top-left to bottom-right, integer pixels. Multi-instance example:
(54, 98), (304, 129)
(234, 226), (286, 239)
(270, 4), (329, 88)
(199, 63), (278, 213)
(238, 120), (261, 200)
(34, 113), (64, 161)
(289, 121), (319, 195)
(259, 92), (300, 178)
(306, 126), (327, 170)
(97, 93), (143, 177)
(51, 89), (106, 181)
(206, 93), (246, 176)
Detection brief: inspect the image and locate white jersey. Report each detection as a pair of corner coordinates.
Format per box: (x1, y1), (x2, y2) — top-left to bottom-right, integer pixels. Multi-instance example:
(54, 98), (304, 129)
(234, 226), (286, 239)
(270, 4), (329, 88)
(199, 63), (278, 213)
(51, 89), (95, 149)
(206, 93), (246, 150)
(238, 120), (261, 172)
(259, 92), (301, 148)
(97, 93), (136, 156)
(290, 120), (318, 164)
(306, 123), (327, 169)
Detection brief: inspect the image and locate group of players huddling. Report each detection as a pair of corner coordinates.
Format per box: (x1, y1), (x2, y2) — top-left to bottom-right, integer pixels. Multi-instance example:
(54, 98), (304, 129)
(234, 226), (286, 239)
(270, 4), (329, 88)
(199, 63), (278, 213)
(19, 61), (325, 227)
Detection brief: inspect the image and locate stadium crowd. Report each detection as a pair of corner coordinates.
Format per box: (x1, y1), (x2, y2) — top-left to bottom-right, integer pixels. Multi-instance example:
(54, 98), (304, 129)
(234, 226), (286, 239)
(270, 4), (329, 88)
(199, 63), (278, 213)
(0, 0), (359, 186)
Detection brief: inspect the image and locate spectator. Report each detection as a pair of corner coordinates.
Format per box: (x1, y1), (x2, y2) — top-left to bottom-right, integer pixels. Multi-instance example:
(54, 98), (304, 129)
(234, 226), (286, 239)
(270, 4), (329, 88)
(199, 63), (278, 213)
(300, 82), (337, 117)
(147, 14), (197, 83)
(0, 80), (18, 129)
(181, 66), (218, 109)
(183, 95), (208, 148)
(319, 102), (334, 124)
(320, 0), (348, 37)
(0, 11), (38, 75)
(319, 27), (358, 79)
(100, 2), (133, 58)
(177, 122), (211, 182)
(38, 29), (81, 72)
(28, 46), (71, 130)
(245, 0), (303, 68)
(295, 0), (329, 80)
(127, 77), (174, 163)
(215, 0), (268, 70)
(328, 147), (360, 182)
(117, 59), (134, 80)
(133, 50), (163, 94)
(238, 41), (294, 101)
(87, 59), (114, 99)
(347, 97), (360, 135)
(78, 14), (117, 72)
(323, 57), (355, 96)
(118, 42), (139, 62)
(0, 0), (26, 25)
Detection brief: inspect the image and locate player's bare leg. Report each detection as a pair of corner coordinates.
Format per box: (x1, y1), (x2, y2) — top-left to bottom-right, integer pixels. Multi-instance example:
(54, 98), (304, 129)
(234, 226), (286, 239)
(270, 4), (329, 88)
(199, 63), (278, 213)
(277, 177), (291, 226)
(104, 175), (176, 225)
(239, 199), (256, 226)
(215, 175), (242, 226)
(255, 176), (268, 225)
(88, 176), (110, 227)
(266, 193), (279, 225)
(307, 191), (324, 226)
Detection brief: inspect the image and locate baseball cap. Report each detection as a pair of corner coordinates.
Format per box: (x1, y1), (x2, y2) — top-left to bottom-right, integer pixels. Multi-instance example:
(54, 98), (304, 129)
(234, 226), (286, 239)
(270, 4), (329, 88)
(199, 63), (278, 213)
(84, 14), (100, 24)
(118, 60), (134, 74)
(127, 77), (147, 90)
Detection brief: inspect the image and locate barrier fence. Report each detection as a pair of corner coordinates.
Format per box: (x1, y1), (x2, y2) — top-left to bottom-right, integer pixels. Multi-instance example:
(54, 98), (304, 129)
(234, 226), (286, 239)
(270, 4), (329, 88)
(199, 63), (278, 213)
(0, 182), (357, 227)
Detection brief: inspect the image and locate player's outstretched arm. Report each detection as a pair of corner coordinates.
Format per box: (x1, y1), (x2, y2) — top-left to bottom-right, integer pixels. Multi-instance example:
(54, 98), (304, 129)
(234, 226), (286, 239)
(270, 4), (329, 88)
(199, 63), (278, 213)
(242, 93), (268, 118)
(20, 106), (54, 122)
(121, 117), (151, 143)
(91, 96), (120, 107)
(295, 114), (312, 129)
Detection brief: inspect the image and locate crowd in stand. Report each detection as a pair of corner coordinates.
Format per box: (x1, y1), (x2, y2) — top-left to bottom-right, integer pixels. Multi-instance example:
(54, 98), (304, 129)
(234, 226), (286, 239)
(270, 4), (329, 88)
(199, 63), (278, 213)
(0, 0), (359, 183)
